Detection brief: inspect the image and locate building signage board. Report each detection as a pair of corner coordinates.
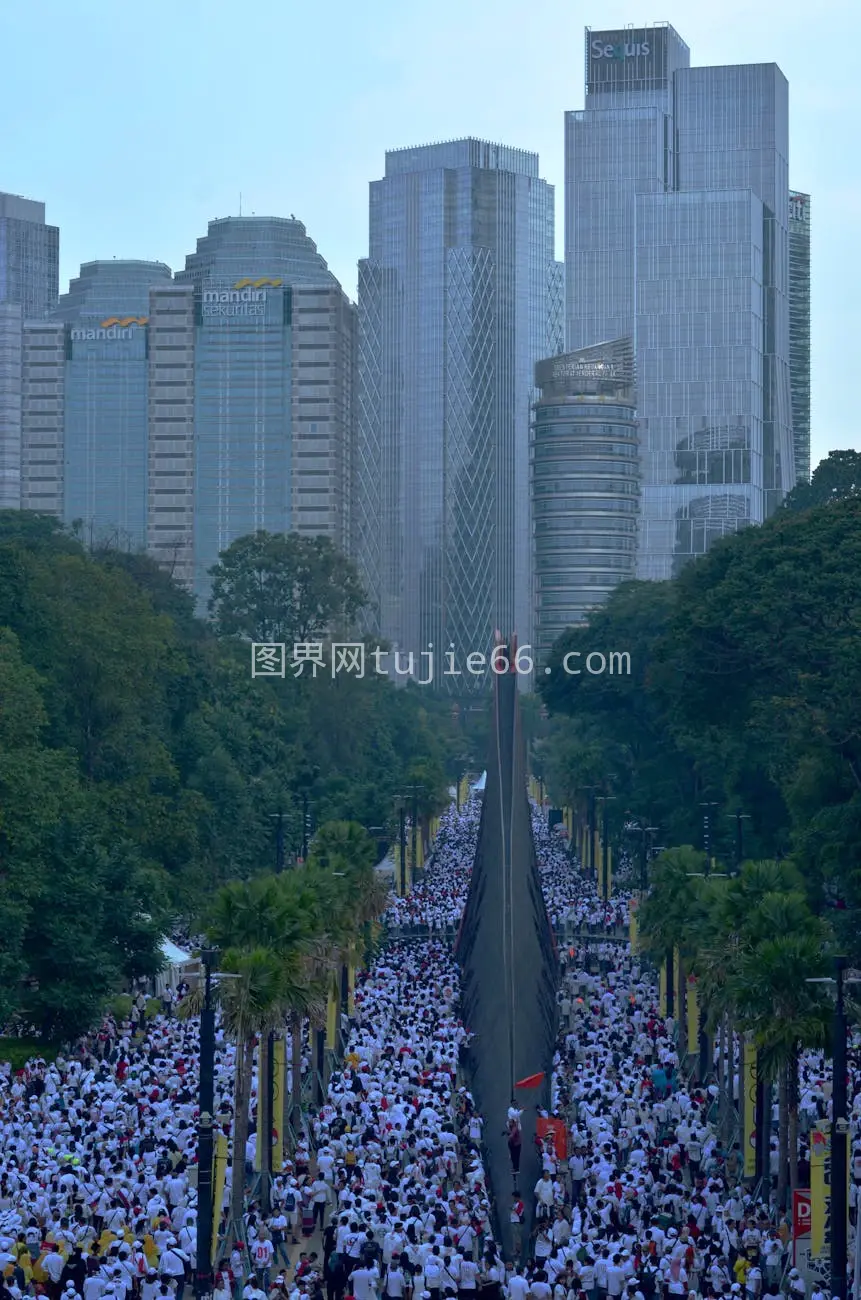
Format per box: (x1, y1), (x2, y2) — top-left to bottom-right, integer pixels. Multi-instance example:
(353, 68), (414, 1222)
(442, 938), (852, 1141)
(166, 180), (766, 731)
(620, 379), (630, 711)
(201, 277), (283, 322)
(794, 1188), (831, 1292)
(586, 27), (668, 94)
(70, 315), (148, 342)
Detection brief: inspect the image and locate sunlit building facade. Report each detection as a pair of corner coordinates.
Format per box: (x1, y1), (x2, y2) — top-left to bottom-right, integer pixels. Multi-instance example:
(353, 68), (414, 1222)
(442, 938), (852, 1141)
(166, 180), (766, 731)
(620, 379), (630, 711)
(357, 139), (563, 680)
(174, 216), (356, 601)
(566, 26), (795, 580)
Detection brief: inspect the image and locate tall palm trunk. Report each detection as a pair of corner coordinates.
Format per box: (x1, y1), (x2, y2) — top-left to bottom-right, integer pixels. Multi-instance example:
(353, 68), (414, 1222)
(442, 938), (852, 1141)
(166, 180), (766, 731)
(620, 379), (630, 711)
(777, 1061), (790, 1210)
(229, 1036), (254, 1236)
(788, 1044), (800, 1196)
(289, 1013), (303, 1148)
(259, 1032), (272, 1213)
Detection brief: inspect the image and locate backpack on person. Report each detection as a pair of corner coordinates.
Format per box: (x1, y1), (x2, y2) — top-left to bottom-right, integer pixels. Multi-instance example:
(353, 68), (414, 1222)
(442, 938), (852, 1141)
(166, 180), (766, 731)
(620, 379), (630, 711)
(285, 1192), (296, 1212)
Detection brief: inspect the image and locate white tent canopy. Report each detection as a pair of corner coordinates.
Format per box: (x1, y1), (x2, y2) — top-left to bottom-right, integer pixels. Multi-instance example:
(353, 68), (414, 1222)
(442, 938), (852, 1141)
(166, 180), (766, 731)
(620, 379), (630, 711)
(156, 939), (196, 996)
(470, 771), (487, 792)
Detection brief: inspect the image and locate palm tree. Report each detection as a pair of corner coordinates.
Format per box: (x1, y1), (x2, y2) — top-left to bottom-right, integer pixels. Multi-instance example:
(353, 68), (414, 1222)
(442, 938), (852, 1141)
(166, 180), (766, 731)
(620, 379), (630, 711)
(723, 883), (831, 1206)
(181, 944), (297, 1238)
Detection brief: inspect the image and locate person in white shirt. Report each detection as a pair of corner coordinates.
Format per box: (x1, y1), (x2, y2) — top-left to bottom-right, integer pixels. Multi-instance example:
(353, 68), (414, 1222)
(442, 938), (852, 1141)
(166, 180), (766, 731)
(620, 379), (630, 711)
(350, 1263), (381, 1300)
(507, 1269), (529, 1300)
(458, 1255), (479, 1295)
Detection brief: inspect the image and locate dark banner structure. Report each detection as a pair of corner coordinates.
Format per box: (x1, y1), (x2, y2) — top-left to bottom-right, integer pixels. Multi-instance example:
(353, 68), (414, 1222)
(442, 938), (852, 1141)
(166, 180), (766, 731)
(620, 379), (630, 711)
(455, 637), (558, 1260)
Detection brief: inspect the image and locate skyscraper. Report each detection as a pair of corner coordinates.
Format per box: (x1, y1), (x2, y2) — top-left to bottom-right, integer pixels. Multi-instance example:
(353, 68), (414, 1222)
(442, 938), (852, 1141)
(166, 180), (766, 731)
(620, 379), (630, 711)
(0, 192), (59, 509)
(19, 265), (197, 583)
(566, 26), (795, 581)
(0, 192), (59, 318)
(789, 191), (811, 485)
(531, 338), (639, 660)
(356, 139), (563, 681)
(174, 216), (356, 600)
(47, 260), (173, 549)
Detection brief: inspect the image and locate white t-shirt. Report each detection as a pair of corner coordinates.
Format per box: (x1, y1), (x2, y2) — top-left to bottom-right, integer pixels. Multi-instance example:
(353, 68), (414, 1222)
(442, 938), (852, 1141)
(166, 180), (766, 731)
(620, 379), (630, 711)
(350, 1266), (381, 1300)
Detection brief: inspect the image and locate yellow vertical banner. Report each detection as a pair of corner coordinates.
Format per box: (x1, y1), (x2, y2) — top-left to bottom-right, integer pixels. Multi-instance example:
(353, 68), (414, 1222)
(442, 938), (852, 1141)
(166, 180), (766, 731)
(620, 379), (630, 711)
(673, 948), (681, 1020)
(743, 1036), (757, 1177)
(212, 1130), (228, 1264)
(593, 829), (600, 876)
(686, 977), (698, 1055)
(659, 961), (667, 1017)
(254, 1038), (265, 1172)
(326, 987), (338, 1045)
(606, 846), (612, 899)
(347, 963), (356, 1016)
(272, 1036), (286, 1172)
(810, 1121), (830, 1257)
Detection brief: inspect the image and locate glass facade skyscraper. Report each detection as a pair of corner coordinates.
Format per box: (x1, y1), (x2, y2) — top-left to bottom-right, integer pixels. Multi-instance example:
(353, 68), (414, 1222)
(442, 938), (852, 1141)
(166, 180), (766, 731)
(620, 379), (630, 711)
(50, 260), (172, 549)
(356, 139), (563, 681)
(566, 27), (795, 581)
(0, 192), (59, 319)
(174, 216), (355, 601)
(531, 338), (639, 660)
(0, 192), (59, 509)
(789, 191), (811, 484)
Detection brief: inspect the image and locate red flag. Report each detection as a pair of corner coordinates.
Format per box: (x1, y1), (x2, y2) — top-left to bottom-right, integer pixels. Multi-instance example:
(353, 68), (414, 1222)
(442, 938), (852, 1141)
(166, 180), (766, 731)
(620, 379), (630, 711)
(514, 1072), (545, 1089)
(537, 1116), (567, 1159)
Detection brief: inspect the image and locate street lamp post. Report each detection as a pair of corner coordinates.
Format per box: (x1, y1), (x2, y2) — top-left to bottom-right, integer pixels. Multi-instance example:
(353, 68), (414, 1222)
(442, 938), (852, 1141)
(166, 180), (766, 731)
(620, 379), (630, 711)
(726, 811), (750, 874)
(398, 801), (407, 896)
(833, 960), (849, 1300)
(700, 801), (719, 873)
(195, 949), (216, 1300)
(269, 811), (286, 873)
(806, 957), (860, 1300)
(599, 795), (616, 902)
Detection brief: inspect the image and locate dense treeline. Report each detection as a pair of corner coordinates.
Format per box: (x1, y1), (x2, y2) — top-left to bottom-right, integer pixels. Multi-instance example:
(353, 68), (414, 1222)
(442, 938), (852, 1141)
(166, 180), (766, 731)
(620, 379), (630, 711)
(538, 455), (861, 963)
(0, 515), (460, 1040)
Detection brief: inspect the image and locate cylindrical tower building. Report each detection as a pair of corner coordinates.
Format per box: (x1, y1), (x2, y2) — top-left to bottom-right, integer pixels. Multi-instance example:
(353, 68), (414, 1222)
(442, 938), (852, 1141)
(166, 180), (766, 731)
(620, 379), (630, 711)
(531, 336), (639, 661)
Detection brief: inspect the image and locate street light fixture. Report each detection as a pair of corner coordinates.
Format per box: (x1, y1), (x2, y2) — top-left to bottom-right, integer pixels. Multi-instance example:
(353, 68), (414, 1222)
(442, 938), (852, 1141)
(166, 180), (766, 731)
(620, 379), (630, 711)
(699, 801), (719, 873)
(804, 958), (861, 1300)
(195, 953), (241, 1300)
(726, 811), (751, 874)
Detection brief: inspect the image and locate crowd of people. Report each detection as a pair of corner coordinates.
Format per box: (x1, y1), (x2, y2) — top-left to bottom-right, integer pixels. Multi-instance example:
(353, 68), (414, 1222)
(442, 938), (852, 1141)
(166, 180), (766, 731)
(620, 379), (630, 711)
(0, 796), (856, 1300)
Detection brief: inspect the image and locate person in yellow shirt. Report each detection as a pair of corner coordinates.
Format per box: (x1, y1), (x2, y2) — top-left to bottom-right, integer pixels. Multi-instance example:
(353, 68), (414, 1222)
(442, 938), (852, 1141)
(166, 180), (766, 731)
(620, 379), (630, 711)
(734, 1256), (751, 1289)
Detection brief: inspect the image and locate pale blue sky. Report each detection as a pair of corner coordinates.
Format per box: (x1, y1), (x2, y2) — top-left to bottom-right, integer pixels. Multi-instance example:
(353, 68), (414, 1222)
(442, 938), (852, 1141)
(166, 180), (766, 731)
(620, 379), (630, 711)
(1, 0), (858, 468)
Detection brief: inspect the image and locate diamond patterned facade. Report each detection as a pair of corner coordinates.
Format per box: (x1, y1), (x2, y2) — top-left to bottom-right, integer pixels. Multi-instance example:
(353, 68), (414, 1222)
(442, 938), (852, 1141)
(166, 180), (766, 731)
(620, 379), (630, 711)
(356, 139), (562, 688)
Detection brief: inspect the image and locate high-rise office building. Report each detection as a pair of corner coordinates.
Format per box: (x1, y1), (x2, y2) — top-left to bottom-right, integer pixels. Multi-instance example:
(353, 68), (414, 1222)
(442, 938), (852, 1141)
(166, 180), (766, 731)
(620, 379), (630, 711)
(0, 303), (24, 509)
(0, 192), (59, 318)
(531, 338), (639, 659)
(789, 191), (811, 485)
(566, 26), (795, 581)
(19, 265), (197, 584)
(357, 139), (563, 680)
(0, 192), (59, 509)
(47, 260), (173, 549)
(174, 216), (356, 599)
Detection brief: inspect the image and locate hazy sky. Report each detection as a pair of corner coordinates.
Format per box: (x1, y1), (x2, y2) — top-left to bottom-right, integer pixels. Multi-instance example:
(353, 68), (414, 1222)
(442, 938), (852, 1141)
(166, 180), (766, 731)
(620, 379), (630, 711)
(1, 0), (858, 468)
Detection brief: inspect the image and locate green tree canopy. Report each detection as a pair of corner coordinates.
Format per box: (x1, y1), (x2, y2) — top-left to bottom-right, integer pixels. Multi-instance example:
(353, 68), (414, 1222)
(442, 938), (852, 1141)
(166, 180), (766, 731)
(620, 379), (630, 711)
(208, 530), (367, 644)
(783, 449), (861, 513)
